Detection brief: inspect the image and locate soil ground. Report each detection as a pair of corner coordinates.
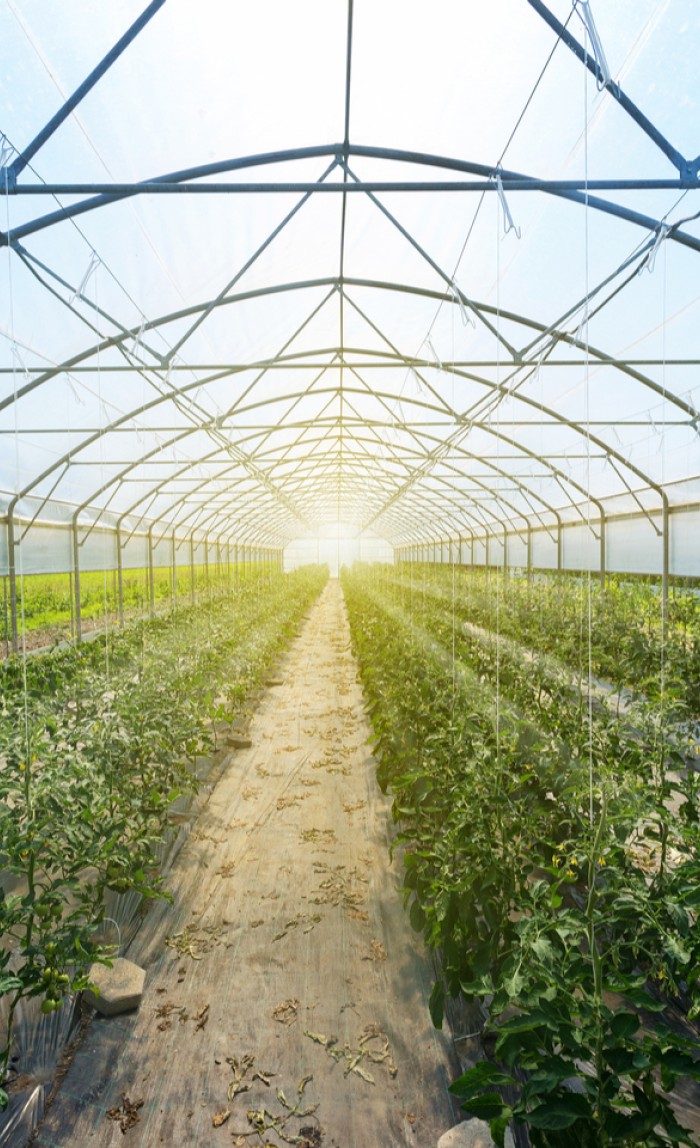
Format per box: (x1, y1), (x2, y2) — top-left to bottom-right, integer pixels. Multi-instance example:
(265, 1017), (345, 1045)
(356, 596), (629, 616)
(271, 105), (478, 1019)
(35, 579), (459, 1147)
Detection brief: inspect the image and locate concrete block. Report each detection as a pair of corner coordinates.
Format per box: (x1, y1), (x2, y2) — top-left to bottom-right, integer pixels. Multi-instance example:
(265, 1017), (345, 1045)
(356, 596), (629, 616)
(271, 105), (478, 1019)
(84, 958), (146, 1016)
(437, 1119), (514, 1148)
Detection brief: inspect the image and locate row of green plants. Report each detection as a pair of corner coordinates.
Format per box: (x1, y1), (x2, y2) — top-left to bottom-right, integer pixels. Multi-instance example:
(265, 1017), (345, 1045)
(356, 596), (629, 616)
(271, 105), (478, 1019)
(1, 561), (274, 638)
(393, 563), (700, 714)
(0, 564), (327, 1111)
(343, 564), (700, 1147)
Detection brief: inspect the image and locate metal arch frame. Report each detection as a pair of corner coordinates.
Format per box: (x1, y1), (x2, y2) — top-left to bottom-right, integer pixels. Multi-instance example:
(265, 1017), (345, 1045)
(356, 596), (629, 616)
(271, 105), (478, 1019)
(3, 331), (673, 543)
(2, 0), (696, 628)
(4, 146), (700, 247)
(3, 275), (698, 424)
(3, 326), (672, 624)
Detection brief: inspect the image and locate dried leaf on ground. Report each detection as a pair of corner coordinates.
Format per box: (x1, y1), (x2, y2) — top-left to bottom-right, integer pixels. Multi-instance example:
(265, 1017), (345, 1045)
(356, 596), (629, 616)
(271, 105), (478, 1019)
(273, 999), (300, 1026)
(300, 828), (337, 845)
(362, 940), (387, 963)
(106, 1093), (144, 1133)
(212, 1108), (230, 1127)
(194, 1003), (210, 1031)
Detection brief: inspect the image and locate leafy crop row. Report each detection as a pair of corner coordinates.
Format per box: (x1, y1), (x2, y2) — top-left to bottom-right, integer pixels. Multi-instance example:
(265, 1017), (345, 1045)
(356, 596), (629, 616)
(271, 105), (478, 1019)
(1, 561), (264, 640)
(343, 564), (700, 1147)
(392, 563), (700, 714)
(0, 564), (327, 1110)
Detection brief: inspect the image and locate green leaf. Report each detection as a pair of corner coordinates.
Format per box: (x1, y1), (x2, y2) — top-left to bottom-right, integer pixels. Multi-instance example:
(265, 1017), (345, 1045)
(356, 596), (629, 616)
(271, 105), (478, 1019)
(603, 1047), (650, 1074)
(409, 898), (426, 933)
(608, 1010), (640, 1040)
(489, 1113), (514, 1148)
(429, 980), (445, 1030)
(449, 1061), (516, 1100)
(461, 1093), (511, 1121)
(525, 1093), (591, 1130)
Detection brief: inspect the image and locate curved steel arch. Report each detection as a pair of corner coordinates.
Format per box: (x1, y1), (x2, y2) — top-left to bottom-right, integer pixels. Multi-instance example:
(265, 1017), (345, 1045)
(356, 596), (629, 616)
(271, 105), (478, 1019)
(5, 144), (700, 255)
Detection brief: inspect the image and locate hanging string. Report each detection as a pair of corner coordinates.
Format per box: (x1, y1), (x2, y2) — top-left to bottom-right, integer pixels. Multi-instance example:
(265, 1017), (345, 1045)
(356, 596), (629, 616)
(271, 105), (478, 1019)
(5, 159), (31, 776)
(582, 18), (595, 832)
(495, 173), (502, 806)
(94, 260), (111, 684)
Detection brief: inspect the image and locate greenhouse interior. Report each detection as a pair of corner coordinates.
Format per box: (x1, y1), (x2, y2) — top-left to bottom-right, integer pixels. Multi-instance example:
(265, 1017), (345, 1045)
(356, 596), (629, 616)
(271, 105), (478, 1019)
(1, 1), (700, 1145)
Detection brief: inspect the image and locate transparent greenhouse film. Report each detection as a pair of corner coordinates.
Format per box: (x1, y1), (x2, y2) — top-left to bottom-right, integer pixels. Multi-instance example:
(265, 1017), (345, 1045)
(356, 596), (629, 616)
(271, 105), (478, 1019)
(0, 992), (80, 1148)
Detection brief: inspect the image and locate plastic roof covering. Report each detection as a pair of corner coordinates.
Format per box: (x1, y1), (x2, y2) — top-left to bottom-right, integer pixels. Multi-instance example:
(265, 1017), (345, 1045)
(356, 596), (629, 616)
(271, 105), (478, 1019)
(1, 0), (699, 550)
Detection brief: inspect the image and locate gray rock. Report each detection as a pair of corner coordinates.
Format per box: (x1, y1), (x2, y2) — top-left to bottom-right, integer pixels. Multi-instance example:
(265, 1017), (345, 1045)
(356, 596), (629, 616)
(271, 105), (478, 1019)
(84, 958), (146, 1016)
(437, 1119), (514, 1148)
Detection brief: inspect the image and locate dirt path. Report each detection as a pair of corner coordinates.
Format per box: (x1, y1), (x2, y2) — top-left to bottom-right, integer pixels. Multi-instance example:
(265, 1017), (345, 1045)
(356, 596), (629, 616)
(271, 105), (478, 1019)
(36, 579), (459, 1148)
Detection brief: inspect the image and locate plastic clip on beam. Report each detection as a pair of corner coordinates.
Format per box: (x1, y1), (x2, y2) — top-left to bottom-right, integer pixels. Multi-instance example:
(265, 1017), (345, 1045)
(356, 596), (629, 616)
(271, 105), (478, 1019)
(69, 251), (101, 304)
(574, 0), (611, 90)
(495, 172), (521, 238)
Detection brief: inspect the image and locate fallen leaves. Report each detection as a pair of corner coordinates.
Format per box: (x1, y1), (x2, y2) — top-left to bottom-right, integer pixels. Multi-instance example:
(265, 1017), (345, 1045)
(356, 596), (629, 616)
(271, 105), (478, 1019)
(165, 923), (226, 960)
(303, 1024), (397, 1085)
(300, 828), (337, 846)
(363, 939), (387, 963)
(273, 998), (300, 1026)
(106, 1093), (144, 1133)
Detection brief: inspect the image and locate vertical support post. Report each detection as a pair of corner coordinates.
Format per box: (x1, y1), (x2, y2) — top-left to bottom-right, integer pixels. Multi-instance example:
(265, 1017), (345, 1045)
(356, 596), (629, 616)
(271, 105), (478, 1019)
(557, 520), (563, 574)
(599, 510), (606, 591)
(661, 496), (669, 632)
(204, 534), (210, 599)
(116, 523), (124, 626)
(72, 518), (82, 642)
(527, 525), (533, 580)
(190, 535), (196, 605)
(503, 525), (508, 579)
(172, 530), (178, 609)
(7, 509), (18, 654)
(147, 526), (155, 616)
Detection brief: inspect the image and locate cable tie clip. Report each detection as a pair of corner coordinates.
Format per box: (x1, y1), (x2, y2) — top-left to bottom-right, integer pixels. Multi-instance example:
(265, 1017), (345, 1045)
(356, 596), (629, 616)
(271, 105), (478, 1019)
(644, 223), (671, 274)
(67, 373), (86, 407)
(427, 337), (443, 371)
(11, 343), (29, 378)
(69, 251), (100, 304)
(450, 281), (476, 327)
(131, 318), (146, 357)
(574, 0), (611, 91)
(495, 171), (521, 238)
(0, 135), (14, 168)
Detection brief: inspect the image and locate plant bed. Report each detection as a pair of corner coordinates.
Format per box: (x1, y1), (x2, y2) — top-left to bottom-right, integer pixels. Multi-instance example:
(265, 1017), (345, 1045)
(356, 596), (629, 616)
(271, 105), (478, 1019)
(343, 565), (700, 1147)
